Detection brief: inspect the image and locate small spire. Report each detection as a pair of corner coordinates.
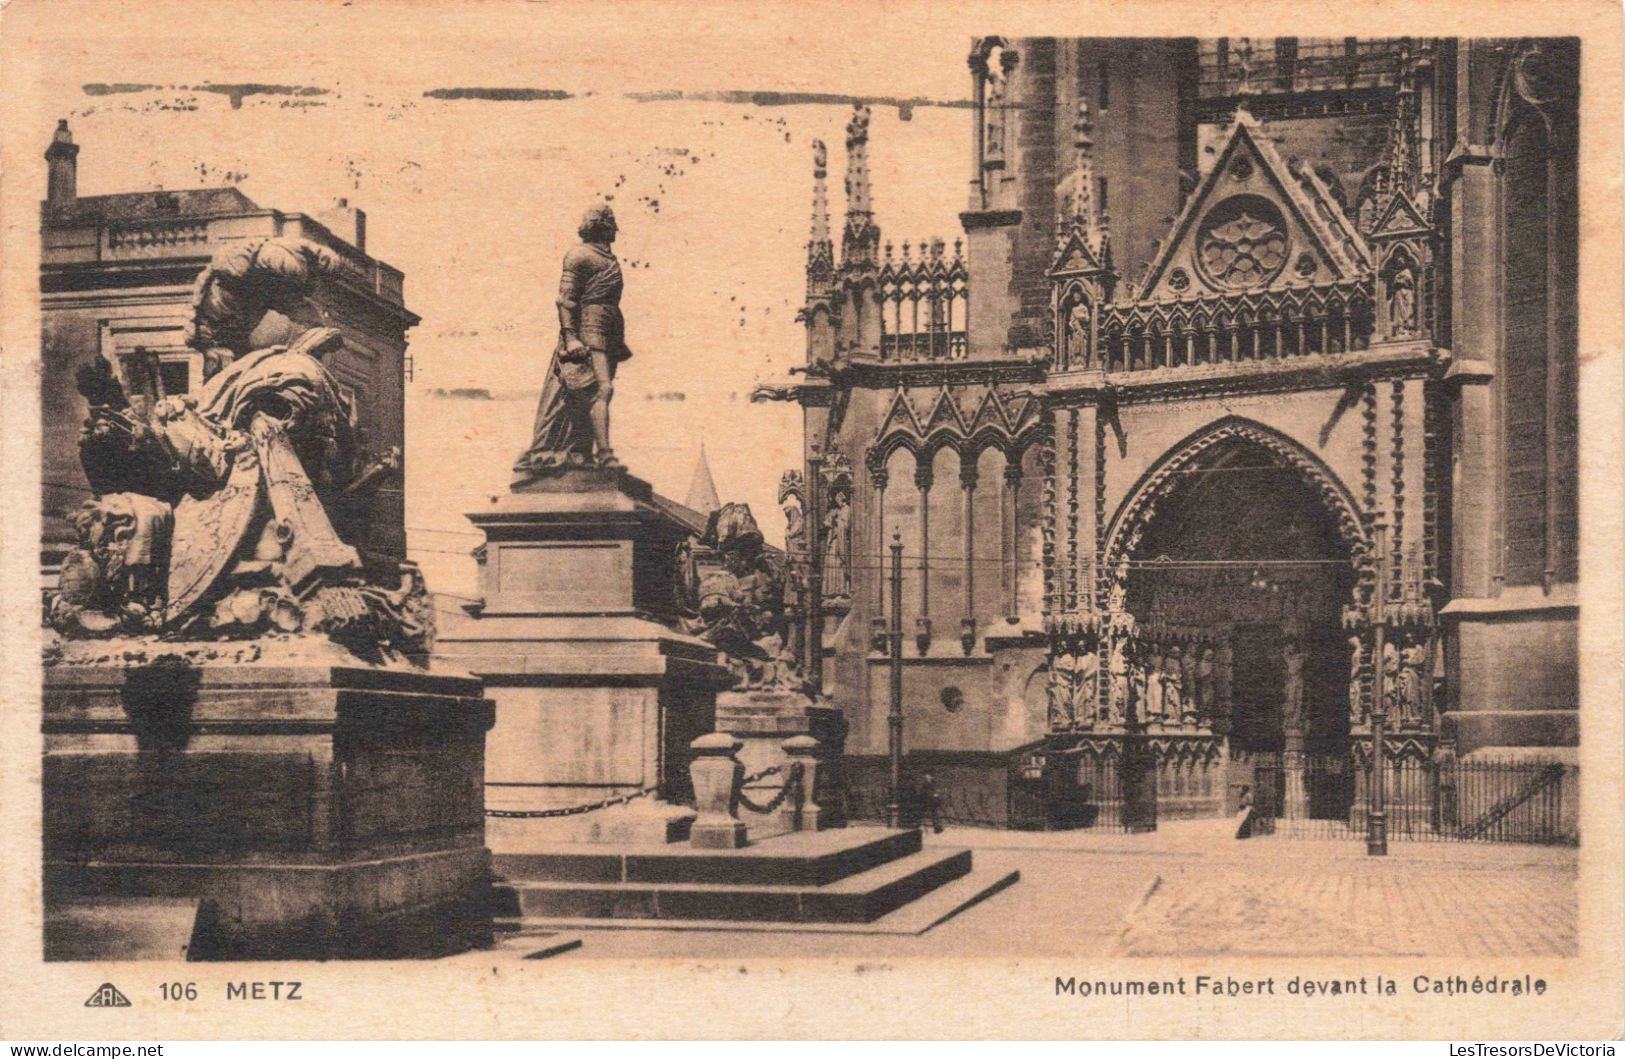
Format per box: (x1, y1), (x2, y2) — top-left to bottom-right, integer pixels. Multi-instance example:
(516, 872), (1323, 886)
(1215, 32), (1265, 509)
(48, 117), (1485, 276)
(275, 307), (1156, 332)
(685, 442), (721, 515)
(808, 139), (831, 259)
(1386, 40), (1421, 200)
(1068, 99), (1096, 236)
(844, 103), (872, 218)
(841, 103), (879, 267)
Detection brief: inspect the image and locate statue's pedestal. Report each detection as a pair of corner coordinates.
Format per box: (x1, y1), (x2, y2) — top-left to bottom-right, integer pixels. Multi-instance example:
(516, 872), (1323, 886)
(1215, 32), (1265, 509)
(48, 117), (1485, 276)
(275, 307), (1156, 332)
(717, 689), (847, 837)
(435, 467), (735, 850)
(42, 639), (494, 960)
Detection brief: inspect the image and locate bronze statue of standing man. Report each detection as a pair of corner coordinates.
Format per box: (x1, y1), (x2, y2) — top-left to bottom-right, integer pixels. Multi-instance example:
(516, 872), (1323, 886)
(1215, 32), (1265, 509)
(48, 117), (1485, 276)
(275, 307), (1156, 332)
(513, 204), (632, 479)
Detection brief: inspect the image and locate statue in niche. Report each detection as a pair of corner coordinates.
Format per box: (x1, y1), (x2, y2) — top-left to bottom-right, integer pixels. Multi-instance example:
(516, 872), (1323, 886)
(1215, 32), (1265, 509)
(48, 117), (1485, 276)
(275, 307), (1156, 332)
(1281, 635), (1307, 734)
(1076, 643), (1099, 720)
(1216, 638), (1234, 718)
(1195, 646), (1216, 720)
(1348, 633), (1367, 724)
(1396, 634), (1428, 727)
(823, 486), (852, 599)
(1380, 639), (1402, 716)
(1050, 646), (1097, 729)
(781, 481), (806, 558)
(1066, 299), (1092, 368)
(1388, 264), (1419, 337)
(984, 67), (1007, 161)
(1107, 560), (1129, 612)
(1106, 636), (1131, 725)
(1047, 650), (1076, 728)
(1161, 644), (1184, 719)
(513, 204), (633, 478)
(1143, 643), (1165, 720)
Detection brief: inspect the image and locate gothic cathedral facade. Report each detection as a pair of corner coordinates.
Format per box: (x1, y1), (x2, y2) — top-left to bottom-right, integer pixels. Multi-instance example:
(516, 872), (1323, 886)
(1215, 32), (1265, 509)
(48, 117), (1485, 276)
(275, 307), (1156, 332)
(770, 38), (1579, 824)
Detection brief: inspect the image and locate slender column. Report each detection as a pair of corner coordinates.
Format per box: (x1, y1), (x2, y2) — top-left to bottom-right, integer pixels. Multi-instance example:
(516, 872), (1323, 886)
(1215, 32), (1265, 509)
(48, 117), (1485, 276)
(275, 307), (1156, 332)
(915, 463), (934, 651)
(961, 462), (978, 653)
(886, 534), (905, 828)
(1368, 516), (1390, 857)
(870, 468), (889, 610)
(866, 466), (889, 653)
(1004, 462), (1023, 620)
(804, 448), (825, 693)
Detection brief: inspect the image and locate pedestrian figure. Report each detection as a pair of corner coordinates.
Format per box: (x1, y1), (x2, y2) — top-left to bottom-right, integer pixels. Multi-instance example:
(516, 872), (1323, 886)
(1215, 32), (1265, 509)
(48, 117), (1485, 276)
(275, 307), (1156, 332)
(1233, 784), (1256, 840)
(917, 772), (944, 834)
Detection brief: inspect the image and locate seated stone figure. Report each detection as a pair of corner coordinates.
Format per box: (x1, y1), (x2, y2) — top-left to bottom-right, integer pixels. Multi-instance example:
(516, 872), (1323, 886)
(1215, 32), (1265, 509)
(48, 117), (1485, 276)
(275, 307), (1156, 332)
(683, 503), (799, 690)
(50, 261), (427, 663)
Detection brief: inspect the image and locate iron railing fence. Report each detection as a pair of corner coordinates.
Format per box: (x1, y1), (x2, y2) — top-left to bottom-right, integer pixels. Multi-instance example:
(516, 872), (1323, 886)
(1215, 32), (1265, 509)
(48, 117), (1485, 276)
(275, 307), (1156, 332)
(1250, 752), (1574, 845)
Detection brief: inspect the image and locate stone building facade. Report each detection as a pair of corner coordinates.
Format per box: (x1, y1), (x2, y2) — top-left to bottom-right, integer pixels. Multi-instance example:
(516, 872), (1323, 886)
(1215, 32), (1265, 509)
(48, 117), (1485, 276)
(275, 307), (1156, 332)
(39, 121), (419, 572)
(770, 38), (1579, 822)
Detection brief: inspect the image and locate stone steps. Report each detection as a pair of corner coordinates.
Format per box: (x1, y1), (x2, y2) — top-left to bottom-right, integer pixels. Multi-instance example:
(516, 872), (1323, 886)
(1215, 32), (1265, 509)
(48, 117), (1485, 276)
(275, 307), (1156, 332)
(498, 863), (1022, 937)
(488, 825), (1012, 928)
(492, 826), (920, 887)
(495, 846), (973, 924)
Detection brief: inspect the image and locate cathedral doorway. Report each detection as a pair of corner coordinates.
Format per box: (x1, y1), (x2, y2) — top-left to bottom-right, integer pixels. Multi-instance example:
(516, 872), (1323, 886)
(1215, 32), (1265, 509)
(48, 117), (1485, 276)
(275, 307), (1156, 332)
(1110, 422), (1362, 820)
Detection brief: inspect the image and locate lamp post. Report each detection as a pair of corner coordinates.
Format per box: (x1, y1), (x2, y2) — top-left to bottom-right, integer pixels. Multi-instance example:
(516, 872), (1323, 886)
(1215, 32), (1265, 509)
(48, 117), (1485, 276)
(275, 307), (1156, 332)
(805, 447), (825, 694)
(886, 532), (905, 828)
(1367, 515), (1389, 857)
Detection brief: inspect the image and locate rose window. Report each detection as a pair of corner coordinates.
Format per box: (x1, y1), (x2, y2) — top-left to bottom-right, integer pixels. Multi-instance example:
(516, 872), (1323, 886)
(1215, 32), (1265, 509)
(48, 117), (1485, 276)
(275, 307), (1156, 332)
(1195, 195), (1290, 291)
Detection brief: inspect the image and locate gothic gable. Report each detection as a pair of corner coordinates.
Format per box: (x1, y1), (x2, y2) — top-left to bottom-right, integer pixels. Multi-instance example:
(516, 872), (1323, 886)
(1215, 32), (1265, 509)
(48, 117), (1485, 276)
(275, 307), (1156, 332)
(1137, 112), (1371, 303)
(1368, 187), (1432, 242)
(875, 389), (925, 441)
(968, 388), (1014, 434)
(923, 388), (969, 434)
(1049, 225), (1105, 278)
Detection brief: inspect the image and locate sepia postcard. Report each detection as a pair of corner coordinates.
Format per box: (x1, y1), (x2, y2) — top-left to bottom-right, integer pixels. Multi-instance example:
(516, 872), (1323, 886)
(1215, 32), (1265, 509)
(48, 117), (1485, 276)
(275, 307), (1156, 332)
(0, 0), (1621, 1042)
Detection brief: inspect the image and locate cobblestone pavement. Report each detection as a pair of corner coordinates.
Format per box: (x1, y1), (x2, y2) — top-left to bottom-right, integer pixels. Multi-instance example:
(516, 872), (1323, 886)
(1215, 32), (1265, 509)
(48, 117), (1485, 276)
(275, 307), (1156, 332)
(1113, 856), (1578, 957)
(467, 825), (1577, 961)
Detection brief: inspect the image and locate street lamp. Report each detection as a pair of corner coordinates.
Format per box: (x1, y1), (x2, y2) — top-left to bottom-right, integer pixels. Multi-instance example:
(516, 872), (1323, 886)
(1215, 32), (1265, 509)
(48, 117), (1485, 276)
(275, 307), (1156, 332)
(886, 532), (905, 828)
(805, 447), (825, 694)
(1366, 516), (1389, 857)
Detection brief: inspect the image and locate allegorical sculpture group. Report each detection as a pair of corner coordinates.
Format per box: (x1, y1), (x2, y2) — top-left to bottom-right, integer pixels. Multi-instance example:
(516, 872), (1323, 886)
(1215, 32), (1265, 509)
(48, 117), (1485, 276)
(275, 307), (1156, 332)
(49, 234), (427, 662)
(49, 200), (817, 695)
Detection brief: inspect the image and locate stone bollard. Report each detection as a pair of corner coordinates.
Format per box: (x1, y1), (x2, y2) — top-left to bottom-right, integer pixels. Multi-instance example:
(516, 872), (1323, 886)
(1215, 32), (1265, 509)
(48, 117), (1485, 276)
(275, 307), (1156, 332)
(688, 732), (748, 849)
(781, 735), (826, 832)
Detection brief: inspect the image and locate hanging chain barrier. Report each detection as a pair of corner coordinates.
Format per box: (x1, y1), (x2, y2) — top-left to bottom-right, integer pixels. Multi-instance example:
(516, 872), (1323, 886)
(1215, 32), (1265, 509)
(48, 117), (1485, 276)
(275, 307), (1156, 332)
(485, 785), (659, 819)
(737, 762), (804, 816)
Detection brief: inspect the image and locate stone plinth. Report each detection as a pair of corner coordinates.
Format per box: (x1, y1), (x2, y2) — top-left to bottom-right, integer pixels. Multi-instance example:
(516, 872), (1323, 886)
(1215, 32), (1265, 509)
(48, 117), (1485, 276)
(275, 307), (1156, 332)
(717, 689), (847, 837)
(435, 467), (735, 849)
(42, 638), (495, 961)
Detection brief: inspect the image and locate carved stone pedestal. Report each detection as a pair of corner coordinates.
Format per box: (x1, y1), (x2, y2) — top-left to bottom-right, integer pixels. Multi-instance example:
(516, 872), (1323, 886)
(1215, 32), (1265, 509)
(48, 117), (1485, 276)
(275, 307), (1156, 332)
(435, 467), (735, 850)
(688, 733), (749, 849)
(717, 688), (847, 837)
(43, 639), (495, 961)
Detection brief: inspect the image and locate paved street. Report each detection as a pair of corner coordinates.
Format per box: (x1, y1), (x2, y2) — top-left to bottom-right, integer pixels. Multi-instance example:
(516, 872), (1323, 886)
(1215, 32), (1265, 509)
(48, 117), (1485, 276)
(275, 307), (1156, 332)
(470, 823), (1577, 961)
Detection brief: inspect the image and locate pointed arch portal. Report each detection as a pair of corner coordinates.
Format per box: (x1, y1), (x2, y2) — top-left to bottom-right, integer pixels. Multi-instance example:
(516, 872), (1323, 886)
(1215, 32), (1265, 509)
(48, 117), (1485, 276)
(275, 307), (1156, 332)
(1104, 419), (1366, 769)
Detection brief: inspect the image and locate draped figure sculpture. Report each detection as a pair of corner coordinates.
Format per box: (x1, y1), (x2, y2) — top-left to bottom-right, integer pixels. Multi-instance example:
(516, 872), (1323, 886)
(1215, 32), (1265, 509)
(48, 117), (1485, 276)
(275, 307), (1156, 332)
(49, 237), (425, 659)
(513, 205), (633, 478)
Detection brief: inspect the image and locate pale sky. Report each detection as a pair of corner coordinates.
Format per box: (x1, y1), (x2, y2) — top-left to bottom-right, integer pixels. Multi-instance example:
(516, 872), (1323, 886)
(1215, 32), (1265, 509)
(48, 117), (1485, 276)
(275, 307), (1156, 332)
(11, 0), (975, 596)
